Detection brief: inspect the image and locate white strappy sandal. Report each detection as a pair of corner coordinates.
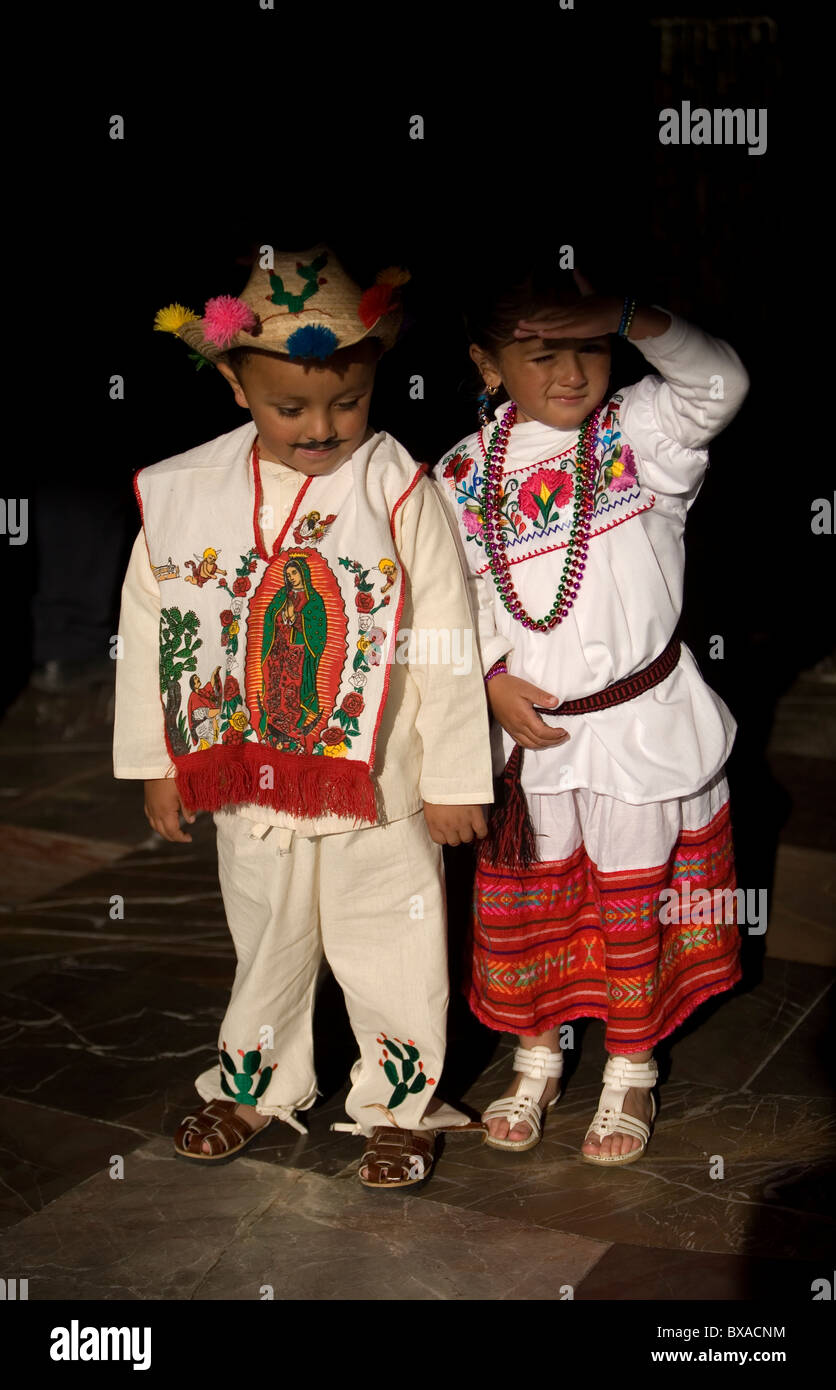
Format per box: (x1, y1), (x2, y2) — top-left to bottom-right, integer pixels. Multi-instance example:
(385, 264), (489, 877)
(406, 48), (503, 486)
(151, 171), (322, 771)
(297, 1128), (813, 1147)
(581, 1055), (658, 1166)
(482, 1045), (564, 1152)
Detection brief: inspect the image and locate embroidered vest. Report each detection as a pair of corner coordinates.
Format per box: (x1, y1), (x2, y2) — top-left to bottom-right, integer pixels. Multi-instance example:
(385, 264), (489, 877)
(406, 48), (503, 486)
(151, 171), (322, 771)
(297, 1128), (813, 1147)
(136, 422), (423, 824)
(440, 394), (655, 579)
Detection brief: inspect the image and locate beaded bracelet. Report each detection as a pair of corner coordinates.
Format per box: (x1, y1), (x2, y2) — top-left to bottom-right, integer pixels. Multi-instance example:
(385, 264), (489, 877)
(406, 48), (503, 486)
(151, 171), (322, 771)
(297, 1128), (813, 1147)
(485, 660), (508, 682)
(617, 296), (637, 338)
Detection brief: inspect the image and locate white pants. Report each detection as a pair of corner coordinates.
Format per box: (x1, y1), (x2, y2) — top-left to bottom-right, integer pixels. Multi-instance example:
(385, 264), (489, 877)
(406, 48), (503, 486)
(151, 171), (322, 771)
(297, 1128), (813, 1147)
(195, 810), (467, 1136)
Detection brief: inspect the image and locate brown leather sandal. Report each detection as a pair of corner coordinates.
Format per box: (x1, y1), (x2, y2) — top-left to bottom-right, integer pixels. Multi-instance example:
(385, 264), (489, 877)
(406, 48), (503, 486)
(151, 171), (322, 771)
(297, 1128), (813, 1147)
(174, 1099), (271, 1165)
(358, 1126), (436, 1188)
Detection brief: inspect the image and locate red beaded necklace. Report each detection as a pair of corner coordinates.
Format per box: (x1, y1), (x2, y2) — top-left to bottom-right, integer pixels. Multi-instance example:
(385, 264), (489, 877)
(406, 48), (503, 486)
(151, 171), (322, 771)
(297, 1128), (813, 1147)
(480, 402), (602, 632)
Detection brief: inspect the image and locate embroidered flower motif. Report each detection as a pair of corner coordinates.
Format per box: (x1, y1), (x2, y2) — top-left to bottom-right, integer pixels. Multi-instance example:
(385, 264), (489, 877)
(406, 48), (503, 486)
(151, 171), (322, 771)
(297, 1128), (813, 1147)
(608, 443), (637, 492)
(219, 609), (234, 627)
(154, 303), (199, 335)
(355, 591), (375, 612)
(341, 693), (365, 717)
(202, 296), (258, 349)
(321, 726), (346, 745)
(357, 615), (373, 633)
(322, 736), (348, 757)
(518, 469), (574, 528)
(350, 671), (368, 689)
(443, 451), (474, 483)
(286, 325), (338, 360)
(232, 577), (251, 596)
(462, 504), (484, 538)
(223, 675), (240, 700)
(229, 710), (248, 731)
(228, 621), (240, 636)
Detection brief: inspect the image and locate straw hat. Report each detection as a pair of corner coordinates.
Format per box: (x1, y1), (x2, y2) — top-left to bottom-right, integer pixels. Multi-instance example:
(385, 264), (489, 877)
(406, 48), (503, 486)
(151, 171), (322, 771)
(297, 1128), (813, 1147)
(154, 245), (409, 367)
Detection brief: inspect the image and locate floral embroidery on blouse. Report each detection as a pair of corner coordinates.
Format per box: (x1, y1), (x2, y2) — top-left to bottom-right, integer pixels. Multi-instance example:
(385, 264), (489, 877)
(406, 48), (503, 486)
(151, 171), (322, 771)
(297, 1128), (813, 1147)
(440, 394), (641, 554)
(592, 394), (639, 510)
(441, 447), (488, 545)
(518, 468), (574, 529)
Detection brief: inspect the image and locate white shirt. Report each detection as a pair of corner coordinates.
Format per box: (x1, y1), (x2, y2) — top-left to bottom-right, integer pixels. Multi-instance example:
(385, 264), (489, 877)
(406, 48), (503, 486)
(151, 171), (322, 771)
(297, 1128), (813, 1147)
(434, 311), (750, 804)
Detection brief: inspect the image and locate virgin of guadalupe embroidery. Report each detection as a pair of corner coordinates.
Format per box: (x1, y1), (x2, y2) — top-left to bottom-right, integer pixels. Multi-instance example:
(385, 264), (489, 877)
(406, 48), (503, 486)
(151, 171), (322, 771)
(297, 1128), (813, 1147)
(245, 549), (348, 753)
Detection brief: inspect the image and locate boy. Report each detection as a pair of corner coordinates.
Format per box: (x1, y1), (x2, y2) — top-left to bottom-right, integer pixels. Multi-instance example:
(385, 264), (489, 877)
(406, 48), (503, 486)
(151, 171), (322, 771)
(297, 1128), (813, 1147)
(113, 246), (493, 1186)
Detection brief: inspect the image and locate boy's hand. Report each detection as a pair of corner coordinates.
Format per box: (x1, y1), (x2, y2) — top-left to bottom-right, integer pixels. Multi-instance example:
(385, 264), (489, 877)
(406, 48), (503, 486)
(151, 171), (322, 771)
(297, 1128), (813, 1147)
(423, 803), (488, 847)
(487, 673), (571, 751)
(143, 777), (197, 844)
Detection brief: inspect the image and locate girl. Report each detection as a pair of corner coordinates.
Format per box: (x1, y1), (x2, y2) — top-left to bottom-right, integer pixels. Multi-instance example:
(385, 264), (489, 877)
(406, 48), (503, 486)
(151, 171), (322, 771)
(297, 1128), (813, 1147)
(436, 261), (749, 1165)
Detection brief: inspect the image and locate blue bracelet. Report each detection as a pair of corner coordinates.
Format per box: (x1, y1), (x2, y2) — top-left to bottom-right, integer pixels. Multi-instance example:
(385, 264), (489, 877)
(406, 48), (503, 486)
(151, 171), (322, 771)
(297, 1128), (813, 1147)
(617, 297), (637, 338)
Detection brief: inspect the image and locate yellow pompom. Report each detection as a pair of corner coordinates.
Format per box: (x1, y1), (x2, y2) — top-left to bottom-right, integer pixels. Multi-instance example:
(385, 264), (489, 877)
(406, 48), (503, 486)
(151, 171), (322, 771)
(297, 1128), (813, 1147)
(154, 303), (200, 334)
(376, 266), (411, 288)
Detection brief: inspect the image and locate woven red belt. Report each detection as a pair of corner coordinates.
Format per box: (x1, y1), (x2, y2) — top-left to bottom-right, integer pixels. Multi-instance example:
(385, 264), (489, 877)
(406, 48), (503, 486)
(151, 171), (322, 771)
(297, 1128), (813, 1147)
(532, 637), (681, 717)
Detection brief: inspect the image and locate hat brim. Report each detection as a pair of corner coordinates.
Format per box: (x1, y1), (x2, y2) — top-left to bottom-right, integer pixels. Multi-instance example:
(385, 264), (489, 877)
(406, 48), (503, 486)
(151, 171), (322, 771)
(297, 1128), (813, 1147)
(178, 306), (402, 364)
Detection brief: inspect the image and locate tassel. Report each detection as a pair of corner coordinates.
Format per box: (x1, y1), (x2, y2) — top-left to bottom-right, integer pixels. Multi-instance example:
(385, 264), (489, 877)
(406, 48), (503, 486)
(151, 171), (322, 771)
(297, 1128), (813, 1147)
(173, 744), (378, 825)
(480, 744), (539, 869)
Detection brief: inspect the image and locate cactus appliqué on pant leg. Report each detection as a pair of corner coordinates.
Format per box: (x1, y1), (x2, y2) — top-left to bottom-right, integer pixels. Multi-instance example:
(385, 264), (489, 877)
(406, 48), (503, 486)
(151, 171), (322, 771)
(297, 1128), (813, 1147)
(376, 1035), (436, 1109)
(218, 1042), (277, 1105)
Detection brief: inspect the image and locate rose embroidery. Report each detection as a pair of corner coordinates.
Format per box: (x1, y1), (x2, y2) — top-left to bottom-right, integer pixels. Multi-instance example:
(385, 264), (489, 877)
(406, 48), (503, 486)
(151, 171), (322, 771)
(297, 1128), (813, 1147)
(341, 692), (364, 717)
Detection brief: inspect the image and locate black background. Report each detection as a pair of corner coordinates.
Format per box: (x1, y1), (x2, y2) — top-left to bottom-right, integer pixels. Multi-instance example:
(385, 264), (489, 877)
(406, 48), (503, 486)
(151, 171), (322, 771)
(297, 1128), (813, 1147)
(0, 0), (831, 1336)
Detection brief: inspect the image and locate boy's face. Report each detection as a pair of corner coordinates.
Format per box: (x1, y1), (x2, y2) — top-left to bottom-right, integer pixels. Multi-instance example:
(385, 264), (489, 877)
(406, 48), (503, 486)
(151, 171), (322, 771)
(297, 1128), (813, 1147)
(217, 344), (380, 475)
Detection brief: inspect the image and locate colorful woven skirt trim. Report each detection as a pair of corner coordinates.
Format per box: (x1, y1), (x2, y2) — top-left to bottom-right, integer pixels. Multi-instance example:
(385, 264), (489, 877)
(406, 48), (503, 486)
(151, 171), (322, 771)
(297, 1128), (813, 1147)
(468, 802), (742, 1051)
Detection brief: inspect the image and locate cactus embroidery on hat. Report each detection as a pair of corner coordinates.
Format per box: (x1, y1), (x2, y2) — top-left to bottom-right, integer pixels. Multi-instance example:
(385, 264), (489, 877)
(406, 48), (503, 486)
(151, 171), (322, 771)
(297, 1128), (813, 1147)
(267, 251), (329, 312)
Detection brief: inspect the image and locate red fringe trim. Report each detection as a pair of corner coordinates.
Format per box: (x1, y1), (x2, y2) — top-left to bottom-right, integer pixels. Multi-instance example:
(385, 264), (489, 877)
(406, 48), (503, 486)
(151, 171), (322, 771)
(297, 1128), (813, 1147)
(173, 742), (378, 825)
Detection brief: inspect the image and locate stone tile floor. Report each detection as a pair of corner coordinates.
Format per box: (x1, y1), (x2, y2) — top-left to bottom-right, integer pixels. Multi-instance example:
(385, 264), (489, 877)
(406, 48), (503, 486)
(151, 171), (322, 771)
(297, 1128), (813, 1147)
(0, 674), (833, 1300)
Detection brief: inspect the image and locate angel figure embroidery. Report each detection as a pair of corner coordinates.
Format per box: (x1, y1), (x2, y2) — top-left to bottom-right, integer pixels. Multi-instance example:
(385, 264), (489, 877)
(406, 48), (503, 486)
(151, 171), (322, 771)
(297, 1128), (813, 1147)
(378, 557), (397, 594)
(184, 548), (228, 586)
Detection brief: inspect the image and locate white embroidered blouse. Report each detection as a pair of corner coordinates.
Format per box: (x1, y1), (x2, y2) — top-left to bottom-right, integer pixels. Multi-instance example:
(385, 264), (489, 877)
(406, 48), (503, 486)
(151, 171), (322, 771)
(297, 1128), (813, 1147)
(434, 311), (750, 805)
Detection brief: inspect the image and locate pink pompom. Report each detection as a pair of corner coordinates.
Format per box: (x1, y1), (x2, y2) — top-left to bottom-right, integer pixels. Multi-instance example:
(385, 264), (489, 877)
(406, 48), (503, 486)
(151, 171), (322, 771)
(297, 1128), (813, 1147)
(202, 295), (257, 348)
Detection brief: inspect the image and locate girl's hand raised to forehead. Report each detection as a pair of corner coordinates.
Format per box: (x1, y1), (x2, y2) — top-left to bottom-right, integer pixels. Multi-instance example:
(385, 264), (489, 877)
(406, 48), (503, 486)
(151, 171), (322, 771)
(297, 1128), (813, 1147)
(514, 294), (622, 343)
